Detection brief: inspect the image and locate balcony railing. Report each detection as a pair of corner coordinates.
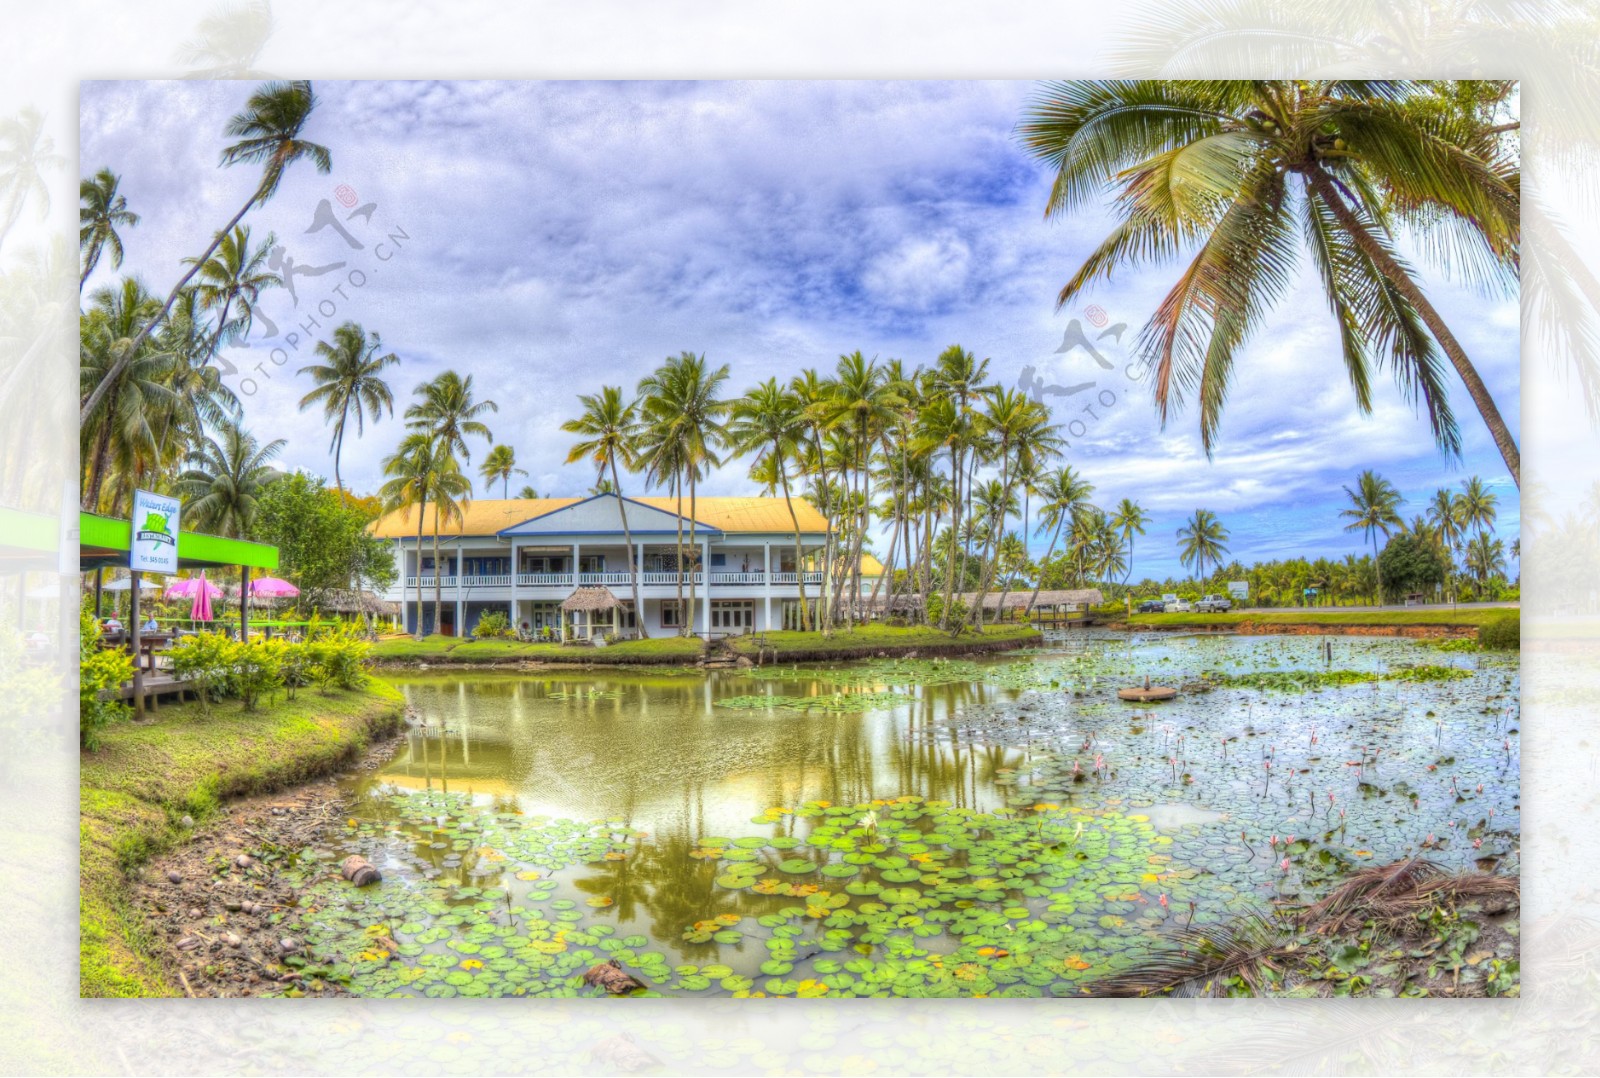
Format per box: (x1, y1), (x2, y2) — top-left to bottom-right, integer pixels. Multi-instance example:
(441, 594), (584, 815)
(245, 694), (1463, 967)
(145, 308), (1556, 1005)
(403, 569), (826, 590)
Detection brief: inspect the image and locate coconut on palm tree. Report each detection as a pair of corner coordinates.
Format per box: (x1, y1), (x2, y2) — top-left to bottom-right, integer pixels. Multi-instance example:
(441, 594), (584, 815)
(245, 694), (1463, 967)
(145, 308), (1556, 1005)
(81, 80), (332, 424)
(1340, 469), (1405, 603)
(562, 386), (644, 634)
(79, 168), (139, 288)
(297, 322), (399, 496)
(480, 444), (528, 498)
(1177, 509), (1230, 585)
(1020, 80), (1521, 485)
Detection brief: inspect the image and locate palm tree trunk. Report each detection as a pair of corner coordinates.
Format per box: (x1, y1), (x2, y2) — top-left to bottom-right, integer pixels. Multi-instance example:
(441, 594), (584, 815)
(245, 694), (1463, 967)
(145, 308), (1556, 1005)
(940, 446), (961, 630)
(1026, 515), (1066, 616)
(776, 450), (811, 631)
(433, 511), (444, 637)
(611, 459), (643, 639)
(1308, 167), (1520, 486)
(81, 196), (256, 423)
(687, 469), (700, 640)
(332, 399), (350, 498)
(672, 472), (685, 634)
(413, 509), (426, 639)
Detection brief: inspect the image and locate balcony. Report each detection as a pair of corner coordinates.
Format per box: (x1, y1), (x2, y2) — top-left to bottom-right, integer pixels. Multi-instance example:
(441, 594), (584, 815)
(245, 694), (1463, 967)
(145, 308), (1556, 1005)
(400, 569), (826, 591)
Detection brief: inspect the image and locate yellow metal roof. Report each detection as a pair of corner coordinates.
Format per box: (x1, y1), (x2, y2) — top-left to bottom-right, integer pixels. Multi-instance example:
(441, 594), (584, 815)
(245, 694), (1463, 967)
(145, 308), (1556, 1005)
(369, 495), (830, 539)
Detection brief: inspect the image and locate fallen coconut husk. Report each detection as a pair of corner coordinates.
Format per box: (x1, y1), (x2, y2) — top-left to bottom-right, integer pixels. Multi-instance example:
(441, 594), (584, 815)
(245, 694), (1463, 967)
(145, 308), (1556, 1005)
(341, 854), (381, 886)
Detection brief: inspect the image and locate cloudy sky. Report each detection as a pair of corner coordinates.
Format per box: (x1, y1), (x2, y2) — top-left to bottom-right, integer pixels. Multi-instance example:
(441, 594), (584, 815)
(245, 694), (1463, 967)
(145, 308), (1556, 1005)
(79, 79), (1520, 579)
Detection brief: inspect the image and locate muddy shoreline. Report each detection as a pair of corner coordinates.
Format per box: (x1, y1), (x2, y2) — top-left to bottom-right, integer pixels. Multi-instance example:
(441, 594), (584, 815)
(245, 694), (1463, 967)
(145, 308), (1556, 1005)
(130, 727), (408, 997)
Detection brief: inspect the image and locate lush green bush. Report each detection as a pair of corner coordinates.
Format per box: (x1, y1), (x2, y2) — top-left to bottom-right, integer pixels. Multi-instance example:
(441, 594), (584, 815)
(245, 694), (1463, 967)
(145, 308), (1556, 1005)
(167, 627), (372, 706)
(233, 641), (283, 710)
(306, 623), (371, 692)
(922, 594), (968, 629)
(1479, 614), (1520, 650)
(473, 610), (512, 639)
(80, 612), (134, 750)
(166, 632), (237, 711)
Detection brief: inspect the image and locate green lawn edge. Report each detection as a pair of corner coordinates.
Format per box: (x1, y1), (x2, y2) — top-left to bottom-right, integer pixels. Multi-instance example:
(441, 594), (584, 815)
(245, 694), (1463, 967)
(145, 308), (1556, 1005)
(79, 680), (406, 998)
(372, 634), (705, 666)
(725, 623), (1041, 661)
(1115, 607), (1515, 631)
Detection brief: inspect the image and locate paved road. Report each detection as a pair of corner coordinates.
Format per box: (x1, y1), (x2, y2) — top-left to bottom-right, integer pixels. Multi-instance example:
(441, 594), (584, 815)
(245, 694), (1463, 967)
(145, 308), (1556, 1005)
(1229, 602), (1518, 614)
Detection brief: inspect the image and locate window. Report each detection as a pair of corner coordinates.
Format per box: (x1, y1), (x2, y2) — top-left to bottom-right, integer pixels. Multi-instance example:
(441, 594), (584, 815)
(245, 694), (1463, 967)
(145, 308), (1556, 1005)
(710, 553), (726, 568)
(711, 600), (754, 630)
(579, 554), (607, 573)
(661, 601), (681, 628)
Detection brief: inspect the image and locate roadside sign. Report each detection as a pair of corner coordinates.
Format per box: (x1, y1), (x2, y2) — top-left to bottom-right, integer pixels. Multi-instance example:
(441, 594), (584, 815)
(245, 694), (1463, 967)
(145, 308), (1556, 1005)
(1227, 581), (1248, 600)
(130, 489), (180, 575)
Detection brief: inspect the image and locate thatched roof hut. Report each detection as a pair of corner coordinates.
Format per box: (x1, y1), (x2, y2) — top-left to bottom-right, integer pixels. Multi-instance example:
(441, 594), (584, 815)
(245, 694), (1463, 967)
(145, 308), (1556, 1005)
(961, 588), (1103, 612)
(318, 589), (400, 616)
(560, 586), (628, 612)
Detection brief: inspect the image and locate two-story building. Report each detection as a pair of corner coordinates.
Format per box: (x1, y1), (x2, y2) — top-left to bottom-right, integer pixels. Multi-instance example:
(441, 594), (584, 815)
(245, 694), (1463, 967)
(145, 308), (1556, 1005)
(370, 492), (880, 638)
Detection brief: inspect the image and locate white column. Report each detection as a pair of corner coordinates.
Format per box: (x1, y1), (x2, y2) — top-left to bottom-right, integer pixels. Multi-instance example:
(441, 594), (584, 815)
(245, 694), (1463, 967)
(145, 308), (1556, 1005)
(763, 542), (772, 630)
(572, 542), (581, 586)
(702, 538), (712, 635)
(510, 539), (520, 633)
(455, 545), (464, 637)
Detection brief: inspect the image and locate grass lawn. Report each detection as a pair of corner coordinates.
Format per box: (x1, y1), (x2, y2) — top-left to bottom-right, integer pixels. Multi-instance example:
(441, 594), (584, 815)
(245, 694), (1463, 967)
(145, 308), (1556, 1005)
(372, 633), (705, 665)
(1121, 608), (1515, 630)
(726, 622), (1041, 660)
(79, 680), (405, 998)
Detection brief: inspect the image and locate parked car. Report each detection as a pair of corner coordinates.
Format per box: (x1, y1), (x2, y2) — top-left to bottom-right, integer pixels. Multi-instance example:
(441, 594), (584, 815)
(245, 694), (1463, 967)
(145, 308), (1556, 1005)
(1195, 594), (1233, 613)
(1166, 597), (1193, 613)
(1137, 599), (1165, 614)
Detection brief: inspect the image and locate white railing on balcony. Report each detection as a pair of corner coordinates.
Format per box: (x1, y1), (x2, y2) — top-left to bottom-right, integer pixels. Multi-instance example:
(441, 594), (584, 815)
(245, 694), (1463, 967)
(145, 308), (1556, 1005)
(770, 571), (825, 584)
(709, 571), (766, 585)
(461, 574), (511, 587)
(516, 572), (569, 587)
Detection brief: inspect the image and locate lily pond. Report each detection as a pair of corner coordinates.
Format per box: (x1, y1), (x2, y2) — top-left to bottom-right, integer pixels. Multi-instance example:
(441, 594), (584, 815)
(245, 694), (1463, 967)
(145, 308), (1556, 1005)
(275, 631), (1519, 998)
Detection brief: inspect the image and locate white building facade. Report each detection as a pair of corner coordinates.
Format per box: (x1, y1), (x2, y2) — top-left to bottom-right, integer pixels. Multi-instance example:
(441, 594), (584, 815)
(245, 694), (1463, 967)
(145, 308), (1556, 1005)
(372, 493), (841, 639)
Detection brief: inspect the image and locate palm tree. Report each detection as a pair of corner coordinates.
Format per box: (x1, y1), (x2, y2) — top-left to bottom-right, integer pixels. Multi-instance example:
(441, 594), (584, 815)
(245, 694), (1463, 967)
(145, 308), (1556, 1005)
(81, 80), (332, 424)
(1427, 486), (1466, 601)
(826, 351), (902, 627)
(79, 277), (179, 510)
(79, 168), (139, 288)
(729, 378), (812, 629)
(637, 353), (730, 637)
(929, 346), (993, 624)
(1464, 532), (1507, 593)
(175, 417), (285, 537)
(1340, 470), (1405, 603)
(516, 484), (540, 499)
(1025, 466), (1094, 614)
(297, 322), (399, 496)
(1177, 509), (1230, 585)
(1020, 80), (1521, 485)
(1457, 475), (1499, 538)
(406, 370), (497, 463)
(379, 432), (470, 638)
(562, 386), (644, 630)
(970, 387), (1061, 627)
(0, 107), (64, 257)
(1110, 497), (1150, 588)
(187, 224), (280, 360)
(480, 444), (528, 498)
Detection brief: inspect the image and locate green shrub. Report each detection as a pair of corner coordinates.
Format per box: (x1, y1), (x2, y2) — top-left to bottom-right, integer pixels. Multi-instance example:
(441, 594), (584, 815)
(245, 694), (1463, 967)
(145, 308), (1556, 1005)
(79, 612), (133, 751)
(923, 594), (968, 630)
(473, 610), (512, 639)
(166, 632), (237, 711)
(279, 639), (312, 698)
(233, 641), (283, 710)
(307, 623), (372, 692)
(1479, 614), (1520, 650)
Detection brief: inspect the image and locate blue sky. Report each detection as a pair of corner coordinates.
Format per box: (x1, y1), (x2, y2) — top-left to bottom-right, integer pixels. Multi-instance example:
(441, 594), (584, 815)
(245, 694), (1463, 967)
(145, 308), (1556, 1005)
(79, 80), (1521, 579)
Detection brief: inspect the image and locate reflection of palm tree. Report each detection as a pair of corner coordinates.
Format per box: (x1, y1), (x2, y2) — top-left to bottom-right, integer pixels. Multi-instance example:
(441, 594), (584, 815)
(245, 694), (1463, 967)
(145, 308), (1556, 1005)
(0, 108), (65, 257)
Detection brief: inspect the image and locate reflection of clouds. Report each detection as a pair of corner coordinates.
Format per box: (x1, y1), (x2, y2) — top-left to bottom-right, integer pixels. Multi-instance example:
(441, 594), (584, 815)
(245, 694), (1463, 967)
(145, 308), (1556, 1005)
(175, 0), (277, 79)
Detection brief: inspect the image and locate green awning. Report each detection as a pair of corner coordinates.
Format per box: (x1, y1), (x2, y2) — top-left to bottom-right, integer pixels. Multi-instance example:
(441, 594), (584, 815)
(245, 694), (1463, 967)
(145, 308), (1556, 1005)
(79, 512), (279, 572)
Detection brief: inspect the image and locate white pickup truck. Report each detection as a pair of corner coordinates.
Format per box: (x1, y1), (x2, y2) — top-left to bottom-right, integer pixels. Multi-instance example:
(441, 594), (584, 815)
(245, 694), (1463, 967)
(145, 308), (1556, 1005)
(1195, 594), (1233, 613)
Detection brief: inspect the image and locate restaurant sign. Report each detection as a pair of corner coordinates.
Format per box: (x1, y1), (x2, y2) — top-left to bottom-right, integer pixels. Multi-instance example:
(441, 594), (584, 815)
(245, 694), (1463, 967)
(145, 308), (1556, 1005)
(130, 489), (180, 575)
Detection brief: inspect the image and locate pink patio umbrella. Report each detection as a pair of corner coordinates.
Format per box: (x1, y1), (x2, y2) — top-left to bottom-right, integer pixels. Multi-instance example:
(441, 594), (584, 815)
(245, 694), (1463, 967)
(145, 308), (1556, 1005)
(164, 576), (223, 601)
(249, 576), (300, 599)
(191, 570), (215, 623)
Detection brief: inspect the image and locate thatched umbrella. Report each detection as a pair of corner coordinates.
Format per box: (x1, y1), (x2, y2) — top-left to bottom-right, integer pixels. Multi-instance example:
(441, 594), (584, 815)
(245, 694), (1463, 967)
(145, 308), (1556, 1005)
(560, 587), (629, 641)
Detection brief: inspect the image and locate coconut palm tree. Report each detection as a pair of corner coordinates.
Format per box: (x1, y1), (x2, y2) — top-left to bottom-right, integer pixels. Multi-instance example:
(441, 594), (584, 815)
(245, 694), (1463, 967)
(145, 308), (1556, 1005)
(1427, 486), (1466, 600)
(826, 351), (902, 627)
(1464, 532), (1507, 593)
(637, 353), (730, 637)
(729, 378), (812, 629)
(1177, 509), (1230, 585)
(1457, 474), (1499, 538)
(480, 444), (528, 498)
(186, 224), (280, 360)
(0, 107), (64, 257)
(79, 168), (139, 288)
(405, 370), (497, 465)
(1025, 466), (1094, 614)
(516, 484), (539, 499)
(175, 417), (285, 538)
(563, 386), (644, 631)
(79, 277), (179, 511)
(297, 322), (399, 496)
(970, 387), (1061, 626)
(1340, 469), (1405, 603)
(379, 432), (470, 638)
(1110, 497), (1150, 587)
(81, 80), (332, 424)
(1020, 80), (1521, 485)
